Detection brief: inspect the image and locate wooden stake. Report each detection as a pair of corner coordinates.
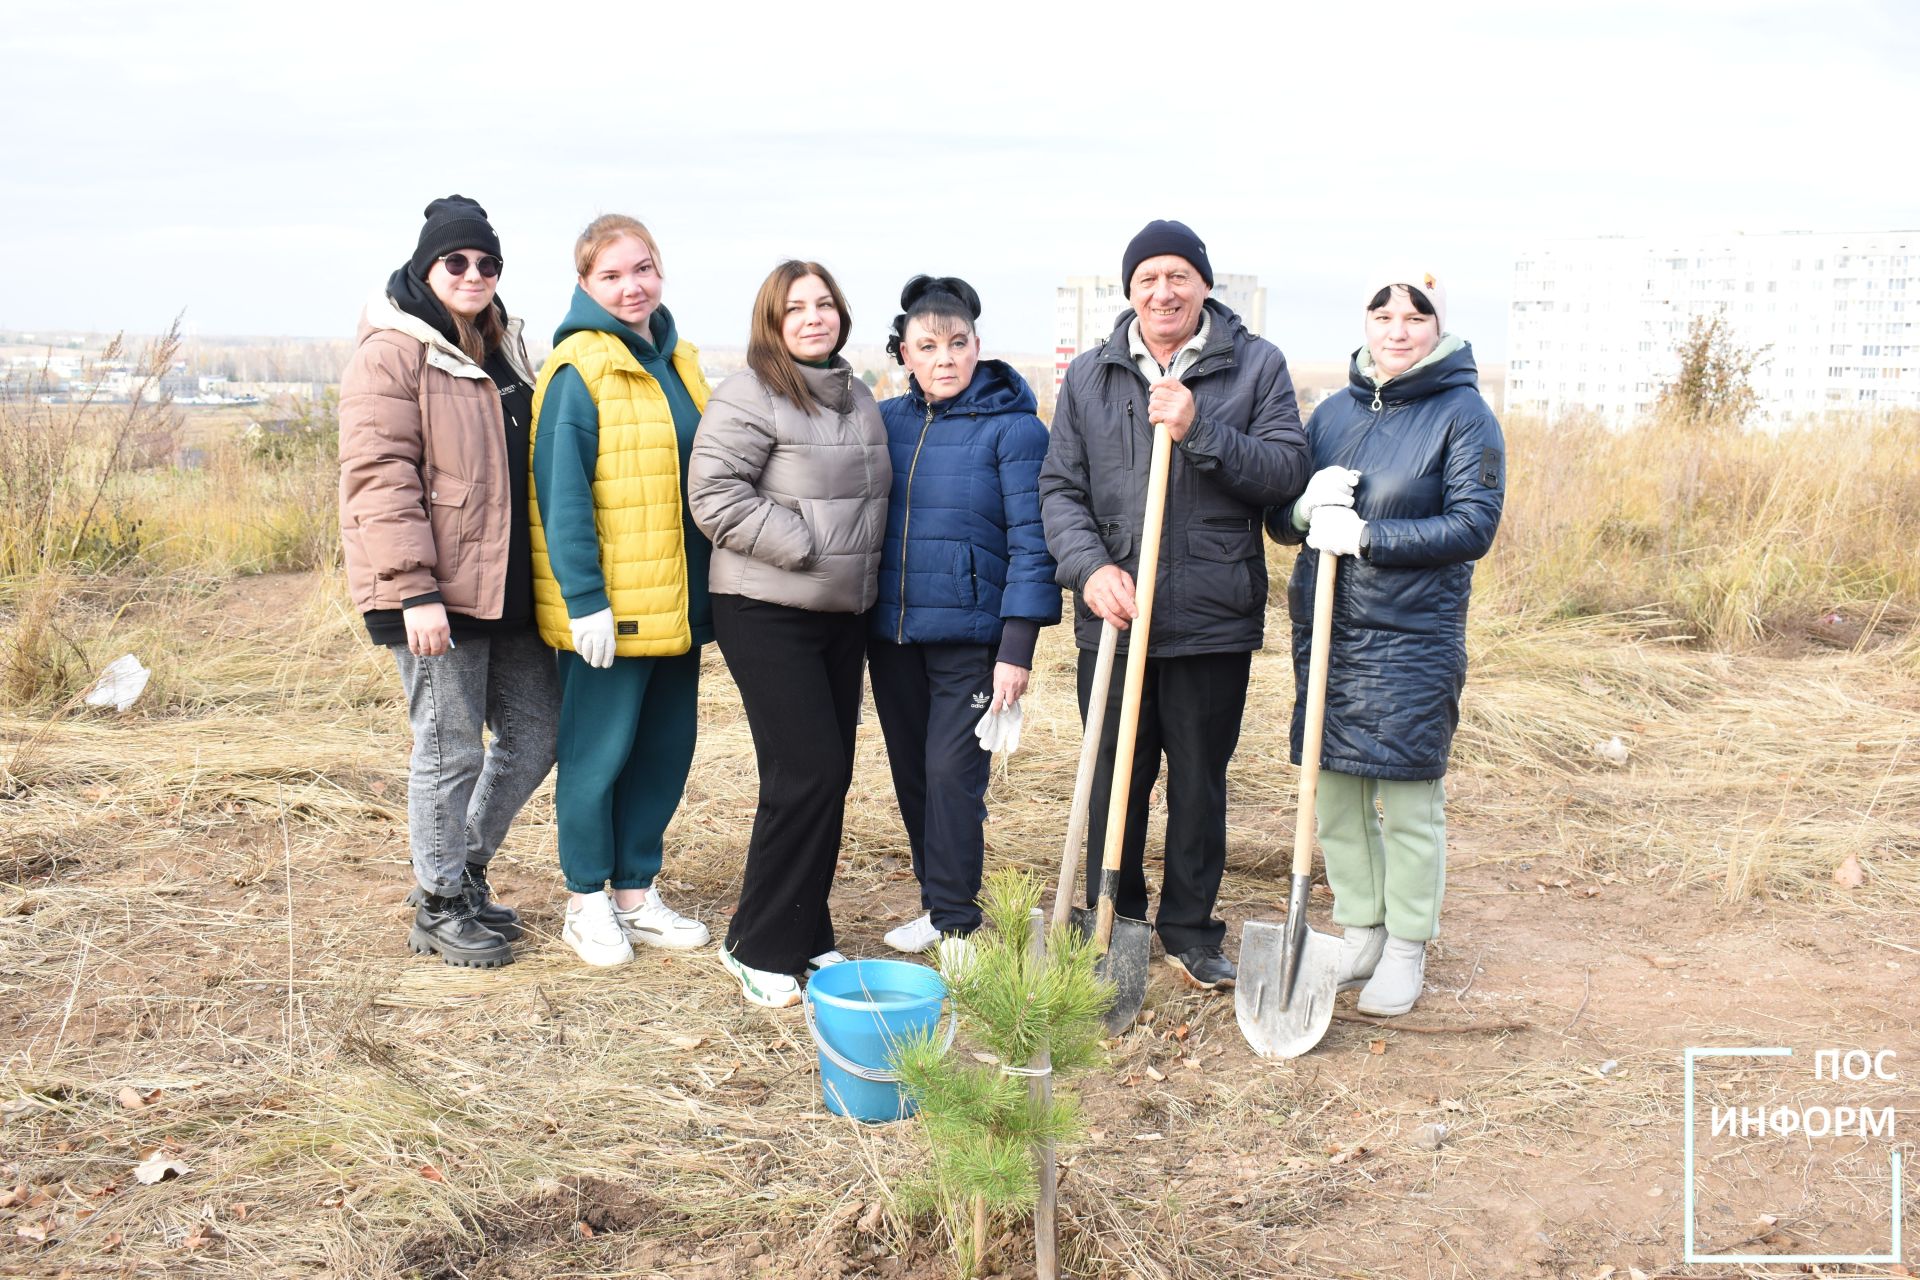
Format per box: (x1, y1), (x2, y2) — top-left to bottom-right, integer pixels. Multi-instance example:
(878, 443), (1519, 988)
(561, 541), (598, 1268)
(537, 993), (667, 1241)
(972, 1194), (987, 1275)
(1030, 908), (1057, 1279)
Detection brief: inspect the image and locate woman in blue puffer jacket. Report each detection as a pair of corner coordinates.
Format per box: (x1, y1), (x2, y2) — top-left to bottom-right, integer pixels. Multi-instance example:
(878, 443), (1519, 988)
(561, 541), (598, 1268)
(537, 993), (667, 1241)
(1267, 269), (1505, 1017)
(869, 275), (1061, 951)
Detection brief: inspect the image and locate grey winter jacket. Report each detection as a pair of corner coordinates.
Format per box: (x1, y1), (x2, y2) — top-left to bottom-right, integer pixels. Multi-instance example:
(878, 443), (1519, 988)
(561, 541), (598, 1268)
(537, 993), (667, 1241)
(1038, 299), (1309, 655)
(688, 359), (891, 614)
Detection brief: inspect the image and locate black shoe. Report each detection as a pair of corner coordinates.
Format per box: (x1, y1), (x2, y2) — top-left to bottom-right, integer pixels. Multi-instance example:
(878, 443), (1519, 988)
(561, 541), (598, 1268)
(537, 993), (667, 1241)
(408, 892), (513, 968)
(404, 866), (524, 942)
(461, 862), (524, 942)
(1167, 945), (1236, 991)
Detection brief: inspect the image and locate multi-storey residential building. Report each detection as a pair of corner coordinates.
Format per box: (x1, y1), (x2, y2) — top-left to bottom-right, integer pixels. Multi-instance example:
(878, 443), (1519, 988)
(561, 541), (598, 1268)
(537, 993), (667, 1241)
(1053, 273), (1267, 388)
(1508, 231), (1919, 425)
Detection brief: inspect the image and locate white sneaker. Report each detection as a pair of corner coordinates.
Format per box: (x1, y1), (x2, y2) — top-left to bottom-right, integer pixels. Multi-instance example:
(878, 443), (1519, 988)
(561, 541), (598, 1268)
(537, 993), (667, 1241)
(563, 892), (635, 968)
(1356, 937), (1427, 1017)
(614, 886), (711, 950)
(1336, 925), (1387, 992)
(884, 913), (940, 953)
(721, 948), (801, 1009)
(806, 949), (848, 974)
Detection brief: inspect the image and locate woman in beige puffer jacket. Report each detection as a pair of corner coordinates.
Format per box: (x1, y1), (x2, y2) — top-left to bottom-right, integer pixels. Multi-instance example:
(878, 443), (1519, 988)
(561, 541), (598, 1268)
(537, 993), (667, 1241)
(688, 259), (890, 1008)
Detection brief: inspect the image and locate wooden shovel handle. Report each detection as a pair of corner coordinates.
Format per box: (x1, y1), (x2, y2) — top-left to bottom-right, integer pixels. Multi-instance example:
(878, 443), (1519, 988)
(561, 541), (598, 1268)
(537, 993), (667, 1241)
(1293, 550), (1338, 879)
(1053, 619), (1119, 930)
(1094, 421), (1174, 947)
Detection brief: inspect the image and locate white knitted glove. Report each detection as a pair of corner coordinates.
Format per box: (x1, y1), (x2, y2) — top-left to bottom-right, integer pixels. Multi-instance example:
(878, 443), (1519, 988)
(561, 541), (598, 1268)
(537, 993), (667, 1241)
(570, 607), (617, 669)
(1297, 466), (1360, 522)
(1307, 506), (1368, 558)
(973, 703), (1023, 755)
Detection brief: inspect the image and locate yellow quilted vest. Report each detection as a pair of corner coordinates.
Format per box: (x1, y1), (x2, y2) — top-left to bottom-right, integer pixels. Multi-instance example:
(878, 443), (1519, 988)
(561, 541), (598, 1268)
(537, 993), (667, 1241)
(528, 330), (711, 658)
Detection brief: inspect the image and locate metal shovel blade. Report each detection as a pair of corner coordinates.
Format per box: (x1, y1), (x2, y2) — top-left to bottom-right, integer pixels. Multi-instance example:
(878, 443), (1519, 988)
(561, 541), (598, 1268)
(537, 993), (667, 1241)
(1070, 905), (1153, 1035)
(1236, 919), (1343, 1058)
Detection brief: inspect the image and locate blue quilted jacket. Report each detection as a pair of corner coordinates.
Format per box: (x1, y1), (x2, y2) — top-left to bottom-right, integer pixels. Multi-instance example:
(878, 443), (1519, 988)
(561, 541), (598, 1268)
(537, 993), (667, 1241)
(870, 360), (1061, 645)
(1268, 340), (1506, 779)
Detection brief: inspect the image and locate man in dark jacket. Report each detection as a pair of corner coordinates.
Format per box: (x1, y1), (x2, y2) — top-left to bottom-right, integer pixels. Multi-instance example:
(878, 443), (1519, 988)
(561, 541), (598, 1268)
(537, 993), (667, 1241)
(1039, 219), (1309, 989)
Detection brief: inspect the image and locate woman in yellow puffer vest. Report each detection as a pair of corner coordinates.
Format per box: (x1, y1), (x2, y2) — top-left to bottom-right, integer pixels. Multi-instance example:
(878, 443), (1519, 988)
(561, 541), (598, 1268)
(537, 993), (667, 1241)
(529, 214), (715, 968)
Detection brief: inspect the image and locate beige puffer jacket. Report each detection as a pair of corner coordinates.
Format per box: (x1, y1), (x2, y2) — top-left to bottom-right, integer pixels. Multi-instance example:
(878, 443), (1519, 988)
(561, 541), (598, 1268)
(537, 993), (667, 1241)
(688, 360), (890, 613)
(338, 292), (534, 616)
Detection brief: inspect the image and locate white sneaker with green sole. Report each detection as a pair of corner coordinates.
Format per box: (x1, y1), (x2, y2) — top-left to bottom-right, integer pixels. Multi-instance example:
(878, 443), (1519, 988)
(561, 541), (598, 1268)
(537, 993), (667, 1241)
(722, 948), (801, 1008)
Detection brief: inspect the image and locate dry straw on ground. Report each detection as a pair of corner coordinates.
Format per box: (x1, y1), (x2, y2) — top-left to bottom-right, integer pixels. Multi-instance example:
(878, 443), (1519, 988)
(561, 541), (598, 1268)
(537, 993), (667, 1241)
(2, 405), (1917, 1277)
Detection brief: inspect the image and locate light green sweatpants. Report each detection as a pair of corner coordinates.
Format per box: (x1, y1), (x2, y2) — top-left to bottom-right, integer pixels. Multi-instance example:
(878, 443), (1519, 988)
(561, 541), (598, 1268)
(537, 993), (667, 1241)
(1315, 770), (1447, 942)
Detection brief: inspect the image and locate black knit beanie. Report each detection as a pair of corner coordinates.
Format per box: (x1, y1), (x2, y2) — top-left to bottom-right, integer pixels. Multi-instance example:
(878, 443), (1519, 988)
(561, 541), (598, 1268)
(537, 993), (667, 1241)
(1121, 219), (1212, 296)
(408, 195), (502, 281)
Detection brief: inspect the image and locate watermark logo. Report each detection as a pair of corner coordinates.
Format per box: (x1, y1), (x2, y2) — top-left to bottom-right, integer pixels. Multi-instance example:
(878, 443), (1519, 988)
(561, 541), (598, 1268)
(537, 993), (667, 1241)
(1683, 1046), (1904, 1264)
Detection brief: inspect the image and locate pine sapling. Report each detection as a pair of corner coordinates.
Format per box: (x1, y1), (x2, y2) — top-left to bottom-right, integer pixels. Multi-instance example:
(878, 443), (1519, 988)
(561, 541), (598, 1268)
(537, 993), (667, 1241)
(890, 868), (1112, 1278)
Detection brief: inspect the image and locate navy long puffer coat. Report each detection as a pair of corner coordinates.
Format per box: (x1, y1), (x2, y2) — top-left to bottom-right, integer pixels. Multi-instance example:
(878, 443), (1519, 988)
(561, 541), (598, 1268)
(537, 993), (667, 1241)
(870, 360), (1061, 645)
(1268, 340), (1505, 780)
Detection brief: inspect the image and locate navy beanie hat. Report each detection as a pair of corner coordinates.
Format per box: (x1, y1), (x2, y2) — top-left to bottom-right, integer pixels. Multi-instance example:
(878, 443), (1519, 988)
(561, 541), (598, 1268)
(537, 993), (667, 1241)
(1121, 220), (1213, 296)
(409, 195), (502, 281)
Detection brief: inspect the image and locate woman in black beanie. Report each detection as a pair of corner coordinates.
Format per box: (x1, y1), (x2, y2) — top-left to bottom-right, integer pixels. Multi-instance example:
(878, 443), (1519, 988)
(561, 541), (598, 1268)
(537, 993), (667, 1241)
(339, 196), (559, 968)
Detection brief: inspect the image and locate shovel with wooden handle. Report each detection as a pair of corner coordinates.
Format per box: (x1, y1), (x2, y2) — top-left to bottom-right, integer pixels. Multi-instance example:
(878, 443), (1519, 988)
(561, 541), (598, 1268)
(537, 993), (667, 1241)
(1051, 619), (1118, 931)
(1236, 548), (1345, 1058)
(1067, 419), (1172, 1035)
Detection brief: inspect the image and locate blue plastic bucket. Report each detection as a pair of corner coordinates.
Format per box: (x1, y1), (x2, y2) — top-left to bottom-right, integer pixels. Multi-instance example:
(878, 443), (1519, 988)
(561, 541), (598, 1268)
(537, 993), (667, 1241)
(803, 958), (953, 1123)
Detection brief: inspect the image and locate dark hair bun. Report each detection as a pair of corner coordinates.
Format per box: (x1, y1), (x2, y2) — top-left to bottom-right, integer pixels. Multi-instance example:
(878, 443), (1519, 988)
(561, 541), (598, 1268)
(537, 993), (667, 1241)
(899, 274), (981, 320)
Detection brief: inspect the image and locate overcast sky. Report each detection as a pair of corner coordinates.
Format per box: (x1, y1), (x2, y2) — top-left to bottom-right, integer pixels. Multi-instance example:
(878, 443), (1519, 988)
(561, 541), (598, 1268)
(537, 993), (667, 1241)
(4, 0), (1916, 366)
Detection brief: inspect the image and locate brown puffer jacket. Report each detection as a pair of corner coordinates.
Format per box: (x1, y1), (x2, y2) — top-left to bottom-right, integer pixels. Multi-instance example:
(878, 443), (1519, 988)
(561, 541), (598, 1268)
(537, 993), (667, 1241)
(688, 360), (890, 614)
(338, 292), (534, 617)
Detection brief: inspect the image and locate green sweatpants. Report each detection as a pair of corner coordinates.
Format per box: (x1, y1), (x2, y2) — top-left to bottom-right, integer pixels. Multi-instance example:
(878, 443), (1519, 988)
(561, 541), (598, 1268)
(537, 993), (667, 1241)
(554, 648), (700, 895)
(1316, 770), (1446, 942)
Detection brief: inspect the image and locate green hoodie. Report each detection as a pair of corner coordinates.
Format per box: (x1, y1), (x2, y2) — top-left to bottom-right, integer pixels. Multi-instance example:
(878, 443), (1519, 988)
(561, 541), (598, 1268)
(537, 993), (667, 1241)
(533, 287), (713, 646)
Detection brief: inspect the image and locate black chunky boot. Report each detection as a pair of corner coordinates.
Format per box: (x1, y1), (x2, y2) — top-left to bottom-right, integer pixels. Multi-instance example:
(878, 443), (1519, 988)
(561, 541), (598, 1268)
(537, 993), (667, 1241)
(408, 892), (514, 968)
(403, 866), (524, 942)
(461, 862), (524, 942)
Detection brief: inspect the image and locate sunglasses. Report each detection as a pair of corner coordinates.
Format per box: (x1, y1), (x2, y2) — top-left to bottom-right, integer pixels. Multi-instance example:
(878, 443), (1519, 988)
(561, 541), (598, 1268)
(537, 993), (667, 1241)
(436, 253), (502, 279)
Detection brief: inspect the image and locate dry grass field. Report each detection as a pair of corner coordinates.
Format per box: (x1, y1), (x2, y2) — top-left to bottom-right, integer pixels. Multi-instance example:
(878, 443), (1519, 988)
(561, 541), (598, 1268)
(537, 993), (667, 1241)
(2, 387), (1918, 1278)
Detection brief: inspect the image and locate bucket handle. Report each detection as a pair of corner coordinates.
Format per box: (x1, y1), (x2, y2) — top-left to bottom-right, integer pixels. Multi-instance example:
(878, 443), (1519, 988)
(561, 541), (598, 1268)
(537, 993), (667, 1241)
(803, 996), (957, 1084)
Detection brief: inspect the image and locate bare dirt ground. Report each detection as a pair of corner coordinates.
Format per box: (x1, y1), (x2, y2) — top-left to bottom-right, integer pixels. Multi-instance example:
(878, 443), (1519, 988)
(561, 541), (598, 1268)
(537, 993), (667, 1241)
(3, 570), (1916, 1279)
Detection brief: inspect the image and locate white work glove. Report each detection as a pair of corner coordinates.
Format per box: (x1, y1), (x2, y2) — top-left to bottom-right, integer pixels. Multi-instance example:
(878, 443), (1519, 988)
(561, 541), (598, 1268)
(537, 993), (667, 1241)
(1297, 466), (1360, 522)
(570, 607), (617, 669)
(1306, 506), (1368, 558)
(973, 702), (1023, 755)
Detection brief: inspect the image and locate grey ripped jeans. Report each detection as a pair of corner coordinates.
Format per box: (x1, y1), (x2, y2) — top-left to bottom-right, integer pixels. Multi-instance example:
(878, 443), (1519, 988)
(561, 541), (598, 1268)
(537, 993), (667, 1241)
(389, 628), (560, 897)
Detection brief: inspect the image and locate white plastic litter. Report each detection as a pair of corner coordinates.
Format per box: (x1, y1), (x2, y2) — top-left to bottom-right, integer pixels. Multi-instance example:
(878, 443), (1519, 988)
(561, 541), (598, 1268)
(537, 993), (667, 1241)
(84, 654), (151, 713)
(973, 702), (1023, 755)
(1593, 735), (1630, 766)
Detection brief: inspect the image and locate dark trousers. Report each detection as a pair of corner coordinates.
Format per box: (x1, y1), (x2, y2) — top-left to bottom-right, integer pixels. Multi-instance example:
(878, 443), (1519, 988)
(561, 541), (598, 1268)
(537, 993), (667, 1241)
(1077, 648), (1251, 954)
(868, 640), (995, 935)
(713, 594), (866, 974)
(553, 647), (700, 895)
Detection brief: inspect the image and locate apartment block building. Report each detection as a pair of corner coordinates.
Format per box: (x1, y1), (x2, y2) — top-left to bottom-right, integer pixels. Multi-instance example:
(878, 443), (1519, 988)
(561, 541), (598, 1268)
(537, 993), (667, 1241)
(1508, 231), (1919, 424)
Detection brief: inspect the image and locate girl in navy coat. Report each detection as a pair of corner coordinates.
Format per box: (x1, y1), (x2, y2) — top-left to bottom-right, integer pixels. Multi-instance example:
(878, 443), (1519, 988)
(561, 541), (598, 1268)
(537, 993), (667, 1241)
(1267, 270), (1505, 1016)
(869, 276), (1060, 949)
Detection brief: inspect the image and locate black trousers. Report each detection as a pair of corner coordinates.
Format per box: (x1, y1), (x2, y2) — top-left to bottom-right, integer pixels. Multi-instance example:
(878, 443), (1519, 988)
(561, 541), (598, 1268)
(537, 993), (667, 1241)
(1077, 648), (1251, 954)
(713, 594), (867, 974)
(868, 639), (995, 935)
